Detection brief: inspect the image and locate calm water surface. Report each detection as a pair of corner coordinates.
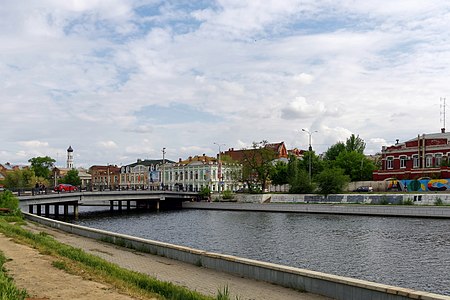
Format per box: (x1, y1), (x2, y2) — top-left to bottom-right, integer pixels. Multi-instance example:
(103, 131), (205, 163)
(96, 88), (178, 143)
(74, 209), (450, 295)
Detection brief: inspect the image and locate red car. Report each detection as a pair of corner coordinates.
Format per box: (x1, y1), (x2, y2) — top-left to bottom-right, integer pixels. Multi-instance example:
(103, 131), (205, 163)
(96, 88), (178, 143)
(54, 184), (77, 192)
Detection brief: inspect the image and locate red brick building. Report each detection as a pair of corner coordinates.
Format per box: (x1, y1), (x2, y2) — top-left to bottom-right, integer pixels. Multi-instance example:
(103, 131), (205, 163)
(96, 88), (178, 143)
(373, 129), (450, 180)
(223, 142), (289, 162)
(89, 165), (121, 190)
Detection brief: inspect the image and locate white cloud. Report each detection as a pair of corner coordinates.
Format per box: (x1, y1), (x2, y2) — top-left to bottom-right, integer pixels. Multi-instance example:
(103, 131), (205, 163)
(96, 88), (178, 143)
(97, 141), (118, 149)
(281, 97), (338, 120)
(2, 0), (450, 166)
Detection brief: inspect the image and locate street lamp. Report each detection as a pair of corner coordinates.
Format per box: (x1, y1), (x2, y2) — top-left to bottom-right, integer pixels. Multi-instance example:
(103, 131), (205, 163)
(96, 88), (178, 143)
(162, 147), (166, 190)
(302, 129), (318, 183)
(214, 142), (226, 193)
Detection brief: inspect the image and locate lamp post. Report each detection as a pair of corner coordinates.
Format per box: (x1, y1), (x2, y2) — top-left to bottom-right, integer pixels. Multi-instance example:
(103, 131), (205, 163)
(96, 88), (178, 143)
(214, 142), (226, 194)
(302, 129), (318, 183)
(162, 147), (166, 191)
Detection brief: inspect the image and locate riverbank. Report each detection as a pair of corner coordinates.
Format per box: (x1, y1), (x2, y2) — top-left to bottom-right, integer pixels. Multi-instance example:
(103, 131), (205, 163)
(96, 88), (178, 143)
(2, 217), (329, 300)
(183, 201), (450, 218)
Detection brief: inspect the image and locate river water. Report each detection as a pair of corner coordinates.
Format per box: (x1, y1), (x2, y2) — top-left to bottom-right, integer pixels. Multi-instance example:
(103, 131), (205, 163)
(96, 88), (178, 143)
(73, 209), (450, 295)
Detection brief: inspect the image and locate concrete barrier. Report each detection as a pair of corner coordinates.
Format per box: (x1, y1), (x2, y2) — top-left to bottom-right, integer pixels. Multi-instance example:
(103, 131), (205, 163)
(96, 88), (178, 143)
(23, 212), (449, 300)
(184, 202), (450, 218)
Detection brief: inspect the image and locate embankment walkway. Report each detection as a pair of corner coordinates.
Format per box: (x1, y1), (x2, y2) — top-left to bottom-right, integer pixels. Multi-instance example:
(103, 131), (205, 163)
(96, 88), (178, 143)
(24, 221), (329, 300)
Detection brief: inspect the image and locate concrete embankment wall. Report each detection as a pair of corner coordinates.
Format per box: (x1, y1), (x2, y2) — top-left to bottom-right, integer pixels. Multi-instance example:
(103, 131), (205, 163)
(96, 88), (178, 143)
(24, 212), (449, 300)
(232, 193), (450, 206)
(184, 202), (450, 218)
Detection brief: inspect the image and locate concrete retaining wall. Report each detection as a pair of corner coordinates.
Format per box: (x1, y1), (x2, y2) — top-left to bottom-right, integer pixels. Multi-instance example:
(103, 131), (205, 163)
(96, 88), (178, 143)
(233, 193), (450, 206)
(184, 202), (450, 218)
(23, 212), (449, 300)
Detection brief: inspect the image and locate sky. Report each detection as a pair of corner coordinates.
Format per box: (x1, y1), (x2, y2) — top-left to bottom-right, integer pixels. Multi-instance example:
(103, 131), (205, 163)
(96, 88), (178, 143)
(2, 0), (450, 168)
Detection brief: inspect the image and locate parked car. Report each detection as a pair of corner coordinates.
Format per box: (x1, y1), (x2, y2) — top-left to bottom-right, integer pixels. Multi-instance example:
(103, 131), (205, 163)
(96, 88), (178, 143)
(353, 186), (373, 192)
(54, 184), (77, 192)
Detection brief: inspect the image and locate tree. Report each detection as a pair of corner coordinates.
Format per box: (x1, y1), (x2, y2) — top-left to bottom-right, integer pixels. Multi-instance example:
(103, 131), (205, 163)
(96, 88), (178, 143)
(334, 151), (376, 181)
(4, 169), (36, 191)
(270, 161), (288, 185)
(59, 169), (81, 186)
(287, 156), (314, 193)
(315, 168), (350, 196)
(241, 141), (277, 193)
(297, 150), (324, 178)
(28, 156), (56, 179)
(323, 142), (346, 161)
(345, 134), (366, 153)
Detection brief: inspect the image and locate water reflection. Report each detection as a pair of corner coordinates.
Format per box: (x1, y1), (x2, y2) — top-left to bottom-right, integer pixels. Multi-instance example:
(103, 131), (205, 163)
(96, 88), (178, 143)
(73, 209), (450, 295)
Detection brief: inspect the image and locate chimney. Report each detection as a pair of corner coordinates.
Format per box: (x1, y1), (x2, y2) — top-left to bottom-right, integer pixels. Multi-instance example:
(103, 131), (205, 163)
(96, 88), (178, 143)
(179, 158), (182, 162)
(396, 139), (399, 145)
(189, 156), (192, 161)
(442, 128), (446, 133)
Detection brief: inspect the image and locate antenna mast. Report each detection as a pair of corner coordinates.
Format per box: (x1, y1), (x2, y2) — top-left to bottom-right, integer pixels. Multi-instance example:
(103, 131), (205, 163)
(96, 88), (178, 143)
(440, 97), (446, 131)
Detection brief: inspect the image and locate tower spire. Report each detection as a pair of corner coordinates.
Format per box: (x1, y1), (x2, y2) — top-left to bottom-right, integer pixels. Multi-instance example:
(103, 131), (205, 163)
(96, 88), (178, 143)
(67, 146), (74, 169)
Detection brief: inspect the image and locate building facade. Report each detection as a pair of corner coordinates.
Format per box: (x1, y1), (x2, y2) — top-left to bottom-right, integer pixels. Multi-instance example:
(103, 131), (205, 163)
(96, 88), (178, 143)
(373, 129), (450, 180)
(89, 165), (120, 190)
(163, 154), (242, 192)
(119, 159), (173, 190)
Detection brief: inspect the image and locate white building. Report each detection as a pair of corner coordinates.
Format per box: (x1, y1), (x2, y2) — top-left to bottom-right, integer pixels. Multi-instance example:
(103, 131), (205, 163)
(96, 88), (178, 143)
(163, 154), (242, 192)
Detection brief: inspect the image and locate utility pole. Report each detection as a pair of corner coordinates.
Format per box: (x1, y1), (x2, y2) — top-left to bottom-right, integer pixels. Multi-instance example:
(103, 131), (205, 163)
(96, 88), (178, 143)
(214, 142), (226, 194)
(302, 129), (318, 183)
(162, 147), (166, 190)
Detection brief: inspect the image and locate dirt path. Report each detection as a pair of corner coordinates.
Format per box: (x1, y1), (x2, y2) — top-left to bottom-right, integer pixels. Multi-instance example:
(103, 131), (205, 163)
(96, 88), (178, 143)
(0, 233), (142, 300)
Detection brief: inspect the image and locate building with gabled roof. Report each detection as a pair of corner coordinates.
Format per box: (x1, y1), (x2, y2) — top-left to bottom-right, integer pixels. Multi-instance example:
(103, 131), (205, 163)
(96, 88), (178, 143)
(373, 128), (450, 180)
(223, 141), (288, 163)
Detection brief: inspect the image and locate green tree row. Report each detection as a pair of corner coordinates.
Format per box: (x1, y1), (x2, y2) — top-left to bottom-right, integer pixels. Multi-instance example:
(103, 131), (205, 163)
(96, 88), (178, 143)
(2, 156), (81, 191)
(248, 134), (376, 195)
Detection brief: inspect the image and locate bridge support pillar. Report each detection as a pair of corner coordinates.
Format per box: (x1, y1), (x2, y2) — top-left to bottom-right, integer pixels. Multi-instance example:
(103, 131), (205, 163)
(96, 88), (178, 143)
(156, 200), (160, 211)
(54, 204), (59, 218)
(64, 204), (69, 218)
(45, 204), (50, 217)
(28, 205), (33, 214)
(118, 201), (122, 212)
(127, 201), (131, 211)
(110, 201), (114, 212)
(74, 204), (79, 220)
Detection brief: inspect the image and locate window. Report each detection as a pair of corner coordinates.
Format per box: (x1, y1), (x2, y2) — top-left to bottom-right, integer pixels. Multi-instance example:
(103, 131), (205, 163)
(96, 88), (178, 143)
(400, 156), (407, 169)
(426, 155), (433, 168)
(435, 153), (443, 167)
(412, 155), (419, 168)
(386, 157), (394, 169)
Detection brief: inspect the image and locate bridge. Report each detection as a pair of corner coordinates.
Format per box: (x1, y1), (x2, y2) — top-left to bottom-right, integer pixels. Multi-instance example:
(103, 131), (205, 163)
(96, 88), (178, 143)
(19, 190), (199, 219)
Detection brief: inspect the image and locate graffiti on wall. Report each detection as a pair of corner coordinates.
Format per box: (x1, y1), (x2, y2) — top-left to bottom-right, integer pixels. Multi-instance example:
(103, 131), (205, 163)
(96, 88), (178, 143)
(397, 179), (450, 192)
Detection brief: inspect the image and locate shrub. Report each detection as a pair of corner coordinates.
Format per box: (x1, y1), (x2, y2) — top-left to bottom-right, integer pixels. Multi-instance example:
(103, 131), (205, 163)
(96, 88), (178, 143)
(402, 198), (414, 205)
(221, 190), (234, 200)
(198, 187), (211, 200)
(434, 197), (444, 206)
(0, 191), (21, 215)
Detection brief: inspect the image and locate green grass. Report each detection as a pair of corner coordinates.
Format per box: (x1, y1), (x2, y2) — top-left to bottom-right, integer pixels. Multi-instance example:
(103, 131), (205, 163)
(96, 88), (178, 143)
(0, 218), (219, 300)
(0, 251), (28, 300)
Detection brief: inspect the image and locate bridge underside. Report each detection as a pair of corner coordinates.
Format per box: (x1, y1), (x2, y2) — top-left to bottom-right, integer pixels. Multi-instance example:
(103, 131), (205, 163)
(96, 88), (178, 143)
(26, 198), (186, 219)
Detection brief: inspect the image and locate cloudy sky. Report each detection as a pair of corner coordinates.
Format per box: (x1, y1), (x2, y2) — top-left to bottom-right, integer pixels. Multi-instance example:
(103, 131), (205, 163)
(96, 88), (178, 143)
(2, 0), (450, 168)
